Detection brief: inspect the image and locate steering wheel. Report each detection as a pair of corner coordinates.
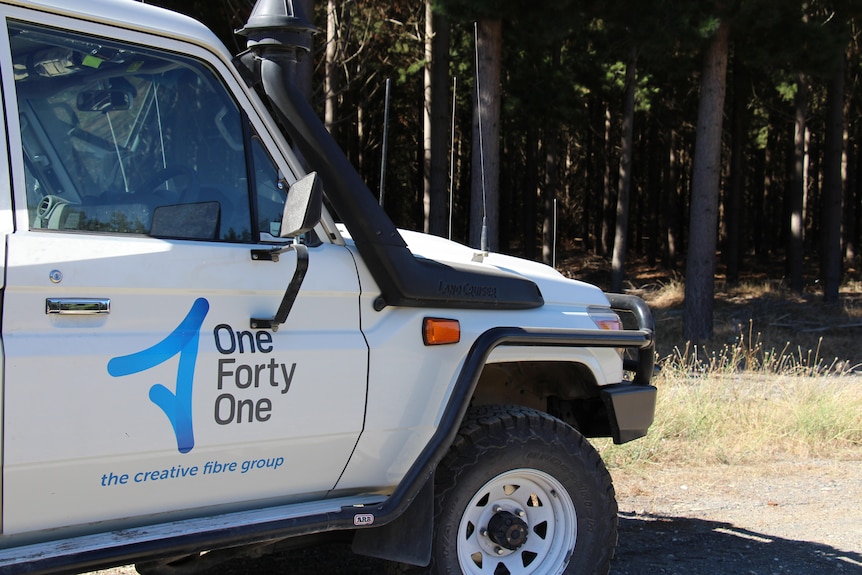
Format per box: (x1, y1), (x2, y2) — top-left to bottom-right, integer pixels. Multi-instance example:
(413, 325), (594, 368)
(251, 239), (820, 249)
(144, 165), (199, 204)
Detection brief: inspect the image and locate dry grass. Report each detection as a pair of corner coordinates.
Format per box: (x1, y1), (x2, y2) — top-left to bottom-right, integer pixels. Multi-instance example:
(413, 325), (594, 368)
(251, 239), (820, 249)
(560, 255), (862, 468)
(597, 372), (862, 468)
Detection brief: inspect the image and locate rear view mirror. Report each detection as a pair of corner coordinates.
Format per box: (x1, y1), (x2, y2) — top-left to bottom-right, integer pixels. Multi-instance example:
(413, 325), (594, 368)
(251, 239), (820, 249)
(77, 89), (132, 112)
(280, 172), (322, 238)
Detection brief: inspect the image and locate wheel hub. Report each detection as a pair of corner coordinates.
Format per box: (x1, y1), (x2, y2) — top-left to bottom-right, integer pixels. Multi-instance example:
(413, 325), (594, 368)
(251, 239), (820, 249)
(486, 509), (529, 550)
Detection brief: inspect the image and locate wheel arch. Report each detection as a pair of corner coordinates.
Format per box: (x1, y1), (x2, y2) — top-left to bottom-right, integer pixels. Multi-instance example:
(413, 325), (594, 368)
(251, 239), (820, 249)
(472, 359), (615, 437)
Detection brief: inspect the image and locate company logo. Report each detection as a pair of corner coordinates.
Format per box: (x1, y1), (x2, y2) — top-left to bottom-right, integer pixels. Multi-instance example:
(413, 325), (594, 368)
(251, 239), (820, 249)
(108, 298), (210, 454)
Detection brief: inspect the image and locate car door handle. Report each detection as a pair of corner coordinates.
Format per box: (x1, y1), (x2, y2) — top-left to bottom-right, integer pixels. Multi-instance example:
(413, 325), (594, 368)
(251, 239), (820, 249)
(46, 298), (111, 315)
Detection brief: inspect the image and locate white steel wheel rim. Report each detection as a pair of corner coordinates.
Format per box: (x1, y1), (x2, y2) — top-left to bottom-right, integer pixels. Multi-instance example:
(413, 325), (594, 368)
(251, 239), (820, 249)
(456, 468), (577, 575)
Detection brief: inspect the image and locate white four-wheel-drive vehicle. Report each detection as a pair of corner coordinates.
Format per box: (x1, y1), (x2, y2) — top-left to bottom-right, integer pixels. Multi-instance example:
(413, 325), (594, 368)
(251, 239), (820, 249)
(0, 1), (656, 573)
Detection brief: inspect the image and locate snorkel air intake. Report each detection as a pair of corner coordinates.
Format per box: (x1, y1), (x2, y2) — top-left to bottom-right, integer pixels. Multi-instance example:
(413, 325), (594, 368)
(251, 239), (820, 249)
(236, 1), (543, 310)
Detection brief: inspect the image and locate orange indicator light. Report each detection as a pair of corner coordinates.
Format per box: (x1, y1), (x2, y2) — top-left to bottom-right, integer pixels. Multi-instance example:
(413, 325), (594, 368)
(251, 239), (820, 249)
(423, 318), (461, 345)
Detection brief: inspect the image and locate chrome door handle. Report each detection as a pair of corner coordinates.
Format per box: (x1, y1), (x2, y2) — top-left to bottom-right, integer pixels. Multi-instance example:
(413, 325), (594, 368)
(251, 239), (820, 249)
(46, 298), (110, 315)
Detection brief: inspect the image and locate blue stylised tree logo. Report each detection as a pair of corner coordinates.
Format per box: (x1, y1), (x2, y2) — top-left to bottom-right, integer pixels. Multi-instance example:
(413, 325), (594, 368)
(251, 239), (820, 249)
(108, 298), (210, 454)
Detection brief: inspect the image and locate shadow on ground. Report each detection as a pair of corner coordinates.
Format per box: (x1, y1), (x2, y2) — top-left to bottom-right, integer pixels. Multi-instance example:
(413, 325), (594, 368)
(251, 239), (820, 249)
(613, 512), (862, 574)
(210, 512), (862, 574)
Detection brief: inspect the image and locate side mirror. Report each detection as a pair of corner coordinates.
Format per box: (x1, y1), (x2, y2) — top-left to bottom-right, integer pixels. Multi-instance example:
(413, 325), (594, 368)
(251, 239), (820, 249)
(280, 172), (322, 237)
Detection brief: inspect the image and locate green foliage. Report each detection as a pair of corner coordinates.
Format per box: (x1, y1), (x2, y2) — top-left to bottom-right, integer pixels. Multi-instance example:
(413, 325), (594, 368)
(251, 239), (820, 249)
(776, 81), (797, 103)
(697, 16), (722, 39)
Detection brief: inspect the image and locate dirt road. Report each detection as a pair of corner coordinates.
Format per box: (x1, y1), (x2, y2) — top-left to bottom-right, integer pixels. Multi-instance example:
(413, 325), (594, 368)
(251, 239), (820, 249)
(93, 459), (862, 574)
(611, 459), (862, 574)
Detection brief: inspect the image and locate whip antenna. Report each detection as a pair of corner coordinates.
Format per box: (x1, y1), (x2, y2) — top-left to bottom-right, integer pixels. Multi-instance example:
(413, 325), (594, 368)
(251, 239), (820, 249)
(474, 22), (488, 254)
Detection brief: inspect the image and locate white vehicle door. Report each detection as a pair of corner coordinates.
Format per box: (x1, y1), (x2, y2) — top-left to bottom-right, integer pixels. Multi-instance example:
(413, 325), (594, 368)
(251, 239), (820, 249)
(0, 13), (367, 536)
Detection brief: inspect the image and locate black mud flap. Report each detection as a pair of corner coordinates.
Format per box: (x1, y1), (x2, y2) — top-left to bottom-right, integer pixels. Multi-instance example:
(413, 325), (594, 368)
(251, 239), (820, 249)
(351, 473), (434, 567)
(600, 382), (658, 444)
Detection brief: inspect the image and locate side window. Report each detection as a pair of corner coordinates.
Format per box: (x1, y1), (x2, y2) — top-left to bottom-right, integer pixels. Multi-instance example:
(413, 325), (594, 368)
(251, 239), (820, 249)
(9, 21), (266, 242)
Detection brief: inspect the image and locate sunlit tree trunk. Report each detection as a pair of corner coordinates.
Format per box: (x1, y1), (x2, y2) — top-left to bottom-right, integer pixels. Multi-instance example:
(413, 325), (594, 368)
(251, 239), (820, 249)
(790, 72), (808, 293)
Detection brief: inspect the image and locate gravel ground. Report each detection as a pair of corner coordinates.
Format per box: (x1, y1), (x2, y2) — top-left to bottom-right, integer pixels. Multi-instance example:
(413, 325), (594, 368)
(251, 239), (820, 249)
(91, 458), (862, 574)
(610, 459), (862, 574)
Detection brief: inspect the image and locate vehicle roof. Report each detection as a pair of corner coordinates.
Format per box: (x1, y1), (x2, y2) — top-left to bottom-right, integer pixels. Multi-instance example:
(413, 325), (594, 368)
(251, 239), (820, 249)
(1, 0), (230, 56)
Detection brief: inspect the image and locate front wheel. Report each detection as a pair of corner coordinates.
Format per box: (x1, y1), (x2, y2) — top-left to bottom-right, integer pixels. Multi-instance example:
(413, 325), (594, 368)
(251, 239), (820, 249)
(430, 405), (617, 575)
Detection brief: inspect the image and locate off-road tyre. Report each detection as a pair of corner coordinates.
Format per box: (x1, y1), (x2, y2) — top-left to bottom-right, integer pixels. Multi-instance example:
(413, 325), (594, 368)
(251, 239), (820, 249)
(424, 404), (618, 575)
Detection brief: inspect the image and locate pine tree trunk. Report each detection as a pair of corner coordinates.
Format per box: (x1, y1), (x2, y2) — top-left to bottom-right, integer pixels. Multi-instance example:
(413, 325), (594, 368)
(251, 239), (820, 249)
(683, 21), (730, 342)
(663, 130), (681, 269)
(725, 58), (747, 285)
(542, 132), (559, 266)
(584, 100), (597, 254)
(324, 0), (337, 133)
(611, 50), (637, 292)
(424, 3), (450, 237)
(470, 19), (502, 252)
(523, 125), (539, 260)
(601, 104), (614, 257)
(849, 125), (862, 262)
(541, 47), (562, 266)
(646, 123), (660, 267)
(293, 0), (314, 101)
(790, 73), (808, 293)
(822, 50), (846, 303)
